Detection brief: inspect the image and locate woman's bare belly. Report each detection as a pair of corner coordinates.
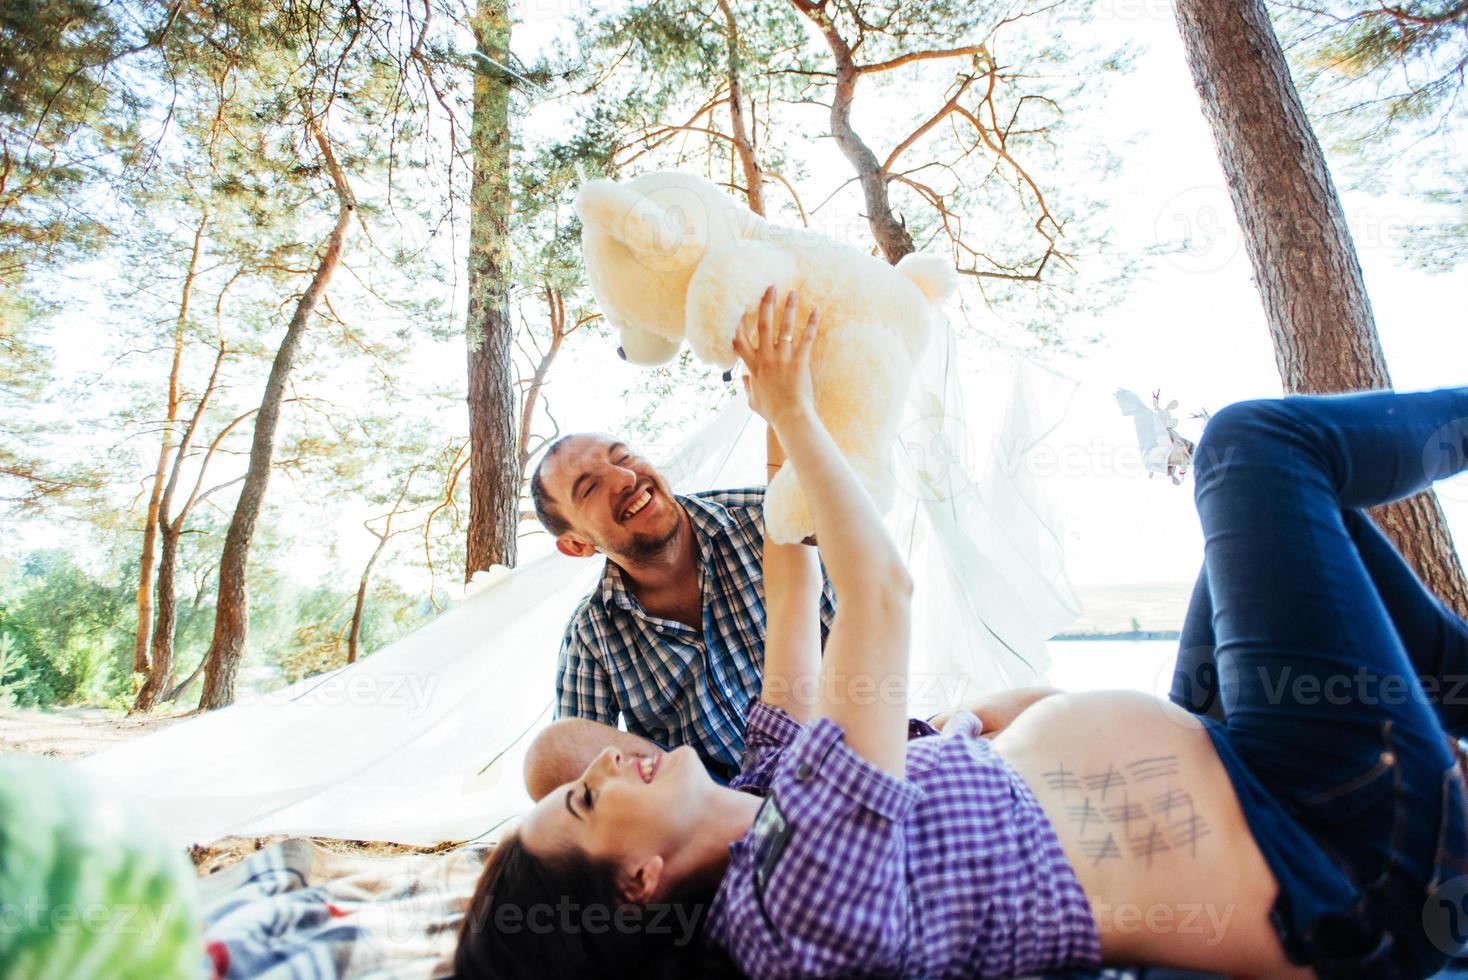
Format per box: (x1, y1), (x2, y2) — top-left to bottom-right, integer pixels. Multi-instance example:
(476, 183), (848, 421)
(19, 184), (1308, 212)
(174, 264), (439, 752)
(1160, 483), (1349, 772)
(993, 690), (1311, 977)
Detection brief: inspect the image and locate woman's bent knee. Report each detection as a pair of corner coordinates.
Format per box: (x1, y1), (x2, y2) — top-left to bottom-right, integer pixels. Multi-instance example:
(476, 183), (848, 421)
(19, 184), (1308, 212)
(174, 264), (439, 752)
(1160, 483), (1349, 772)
(1194, 398), (1293, 488)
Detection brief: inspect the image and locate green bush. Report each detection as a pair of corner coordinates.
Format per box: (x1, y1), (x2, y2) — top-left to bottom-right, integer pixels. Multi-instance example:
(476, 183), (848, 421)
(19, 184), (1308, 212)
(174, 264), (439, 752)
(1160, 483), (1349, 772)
(0, 552), (133, 707)
(0, 547), (439, 708)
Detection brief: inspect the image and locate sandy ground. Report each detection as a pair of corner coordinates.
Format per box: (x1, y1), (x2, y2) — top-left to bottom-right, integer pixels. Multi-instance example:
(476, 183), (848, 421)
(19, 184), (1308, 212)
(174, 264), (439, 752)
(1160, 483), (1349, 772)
(0, 705), (443, 875)
(0, 704), (188, 759)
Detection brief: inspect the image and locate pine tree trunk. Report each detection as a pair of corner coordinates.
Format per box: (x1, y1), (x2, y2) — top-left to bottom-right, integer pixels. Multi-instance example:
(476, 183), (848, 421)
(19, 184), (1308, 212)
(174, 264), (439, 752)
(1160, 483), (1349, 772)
(135, 524), (180, 711)
(347, 536), (386, 665)
(198, 128), (354, 710)
(791, 0), (913, 263)
(134, 209), (208, 674)
(134, 464), (165, 674)
(717, 0), (764, 216)
(133, 341), (228, 713)
(464, 0), (518, 580)
(1174, 0), (1468, 617)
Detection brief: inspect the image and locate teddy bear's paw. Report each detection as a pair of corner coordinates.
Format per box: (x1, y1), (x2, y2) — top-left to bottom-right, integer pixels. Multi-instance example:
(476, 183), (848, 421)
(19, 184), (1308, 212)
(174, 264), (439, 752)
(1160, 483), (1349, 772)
(764, 469), (815, 545)
(616, 323), (682, 365)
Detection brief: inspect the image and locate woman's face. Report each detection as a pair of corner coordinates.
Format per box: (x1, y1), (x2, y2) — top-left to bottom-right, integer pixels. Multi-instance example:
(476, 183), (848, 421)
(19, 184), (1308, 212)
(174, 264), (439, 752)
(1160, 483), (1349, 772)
(517, 742), (714, 894)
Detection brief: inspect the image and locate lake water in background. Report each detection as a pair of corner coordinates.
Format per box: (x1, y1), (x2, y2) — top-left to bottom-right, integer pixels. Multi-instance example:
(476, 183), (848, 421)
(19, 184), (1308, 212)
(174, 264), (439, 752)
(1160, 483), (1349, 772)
(1044, 640), (1179, 697)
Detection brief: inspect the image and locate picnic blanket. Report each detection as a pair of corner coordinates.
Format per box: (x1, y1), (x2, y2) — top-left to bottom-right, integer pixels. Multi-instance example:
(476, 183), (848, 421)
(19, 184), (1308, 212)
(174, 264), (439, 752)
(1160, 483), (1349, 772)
(192, 833), (1227, 979)
(196, 838), (1461, 980)
(194, 839), (1228, 980)
(197, 839), (488, 980)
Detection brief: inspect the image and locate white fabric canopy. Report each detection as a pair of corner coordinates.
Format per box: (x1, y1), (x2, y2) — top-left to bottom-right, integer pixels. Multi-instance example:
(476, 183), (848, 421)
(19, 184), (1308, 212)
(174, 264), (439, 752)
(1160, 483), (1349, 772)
(77, 319), (1081, 847)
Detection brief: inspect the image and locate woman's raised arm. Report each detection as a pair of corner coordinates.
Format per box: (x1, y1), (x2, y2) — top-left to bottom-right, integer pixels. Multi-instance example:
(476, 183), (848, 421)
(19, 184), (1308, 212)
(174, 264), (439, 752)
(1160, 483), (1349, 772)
(755, 305), (823, 724)
(735, 287), (912, 776)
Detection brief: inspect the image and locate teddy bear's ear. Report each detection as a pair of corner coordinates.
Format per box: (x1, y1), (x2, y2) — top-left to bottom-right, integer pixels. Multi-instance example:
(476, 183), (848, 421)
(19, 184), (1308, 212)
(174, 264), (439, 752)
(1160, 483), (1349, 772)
(574, 179), (691, 266)
(616, 323), (682, 366)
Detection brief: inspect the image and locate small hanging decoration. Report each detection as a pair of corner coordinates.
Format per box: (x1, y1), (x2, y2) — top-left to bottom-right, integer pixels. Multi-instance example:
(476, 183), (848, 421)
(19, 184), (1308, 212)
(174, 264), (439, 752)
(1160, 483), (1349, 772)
(1115, 388), (1203, 485)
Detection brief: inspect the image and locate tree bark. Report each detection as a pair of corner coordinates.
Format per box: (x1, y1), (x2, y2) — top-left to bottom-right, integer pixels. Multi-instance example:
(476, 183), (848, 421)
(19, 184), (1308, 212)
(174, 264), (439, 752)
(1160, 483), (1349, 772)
(133, 207), (208, 674)
(1173, 0), (1468, 617)
(347, 474), (414, 665)
(464, 0), (518, 580)
(164, 655), (206, 704)
(136, 523), (181, 709)
(197, 125), (355, 710)
(162, 568), (219, 703)
(717, 0), (764, 216)
(135, 454), (167, 674)
(517, 286), (564, 472)
(790, 0), (914, 263)
(347, 538), (383, 665)
(134, 342), (232, 713)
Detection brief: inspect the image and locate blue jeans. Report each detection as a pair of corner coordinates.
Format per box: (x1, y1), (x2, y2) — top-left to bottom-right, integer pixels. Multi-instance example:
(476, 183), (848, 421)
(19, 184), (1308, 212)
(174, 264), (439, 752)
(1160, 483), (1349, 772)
(1166, 388), (1468, 978)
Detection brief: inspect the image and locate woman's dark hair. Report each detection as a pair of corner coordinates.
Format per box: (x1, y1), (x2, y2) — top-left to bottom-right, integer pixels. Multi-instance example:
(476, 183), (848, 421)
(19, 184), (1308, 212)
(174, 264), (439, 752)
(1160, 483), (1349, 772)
(454, 830), (740, 980)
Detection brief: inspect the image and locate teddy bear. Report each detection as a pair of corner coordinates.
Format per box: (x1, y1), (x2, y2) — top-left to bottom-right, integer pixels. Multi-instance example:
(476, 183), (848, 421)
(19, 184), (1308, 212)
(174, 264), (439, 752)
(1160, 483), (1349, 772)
(574, 170), (959, 543)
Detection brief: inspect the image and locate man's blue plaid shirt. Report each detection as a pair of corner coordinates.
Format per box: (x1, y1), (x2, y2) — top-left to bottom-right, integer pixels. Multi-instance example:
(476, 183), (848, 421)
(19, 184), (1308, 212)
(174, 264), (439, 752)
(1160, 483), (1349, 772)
(554, 487), (836, 779)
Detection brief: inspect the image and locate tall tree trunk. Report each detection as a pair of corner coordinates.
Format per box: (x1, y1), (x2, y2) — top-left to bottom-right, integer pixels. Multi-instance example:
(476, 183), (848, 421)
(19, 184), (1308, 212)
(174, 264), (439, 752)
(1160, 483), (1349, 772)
(165, 655), (206, 704)
(517, 286), (570, 471)
(348, 526), (392, 666)
(347, 475), (413, 665)
(464, 0), (518, 580)
(197, 125), (355, 710)
(134, 340), (227, 713)
(347, 544), (381, 666)
(134, 208), (208, 674)
(162, 567), (220, 703)
(717, 0), (763, 216)
(791, 0), (914, 263)
(136, 524), (181, 708)
(135, 462), (166, 674)
(1174, 0), (1468, 617)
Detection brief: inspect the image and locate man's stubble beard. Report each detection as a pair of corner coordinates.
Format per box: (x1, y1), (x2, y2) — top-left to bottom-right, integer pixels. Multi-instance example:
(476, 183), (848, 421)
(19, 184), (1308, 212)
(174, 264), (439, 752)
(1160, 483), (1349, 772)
(618, 517), (684, 565)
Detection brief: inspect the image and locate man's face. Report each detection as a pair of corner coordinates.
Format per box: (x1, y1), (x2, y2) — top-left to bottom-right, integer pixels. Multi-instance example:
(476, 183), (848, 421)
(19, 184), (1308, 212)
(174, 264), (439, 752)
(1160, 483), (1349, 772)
(541, 435), (682, 563)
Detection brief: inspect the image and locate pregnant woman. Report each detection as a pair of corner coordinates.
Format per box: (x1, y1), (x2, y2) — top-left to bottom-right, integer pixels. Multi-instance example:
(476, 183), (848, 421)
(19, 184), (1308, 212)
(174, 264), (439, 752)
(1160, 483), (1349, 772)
(455, 292), (1468, 979)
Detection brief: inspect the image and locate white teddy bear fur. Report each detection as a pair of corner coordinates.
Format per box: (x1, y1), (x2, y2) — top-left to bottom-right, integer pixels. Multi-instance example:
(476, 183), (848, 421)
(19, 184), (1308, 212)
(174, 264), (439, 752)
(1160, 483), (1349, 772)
(574, 170), (958, 543)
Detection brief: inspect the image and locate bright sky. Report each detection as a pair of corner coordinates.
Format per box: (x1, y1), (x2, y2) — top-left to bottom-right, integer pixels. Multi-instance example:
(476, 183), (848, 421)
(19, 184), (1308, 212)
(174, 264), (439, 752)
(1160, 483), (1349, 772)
(14, 0), (1467, 625)
(1036, 3), (1468, 588)
(510, 0), (1468, 598)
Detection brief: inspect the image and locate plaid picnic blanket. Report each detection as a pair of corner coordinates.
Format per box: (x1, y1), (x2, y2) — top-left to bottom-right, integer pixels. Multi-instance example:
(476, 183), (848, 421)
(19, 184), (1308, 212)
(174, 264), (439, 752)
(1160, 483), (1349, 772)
(200, 839), (1464, 980)
(197, 839), (489, 980)
(193, 838), (1220, 980)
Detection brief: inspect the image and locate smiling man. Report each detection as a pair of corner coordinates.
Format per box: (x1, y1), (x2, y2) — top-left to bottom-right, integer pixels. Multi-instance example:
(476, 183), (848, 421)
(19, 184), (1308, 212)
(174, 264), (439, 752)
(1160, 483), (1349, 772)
(530, 423), (835, 785)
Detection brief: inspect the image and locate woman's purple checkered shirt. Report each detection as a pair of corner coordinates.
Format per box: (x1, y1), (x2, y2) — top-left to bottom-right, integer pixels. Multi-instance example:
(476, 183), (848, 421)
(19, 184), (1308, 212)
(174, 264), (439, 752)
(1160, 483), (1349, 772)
(705, 701), (1102, 978)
